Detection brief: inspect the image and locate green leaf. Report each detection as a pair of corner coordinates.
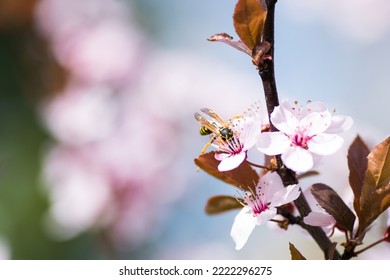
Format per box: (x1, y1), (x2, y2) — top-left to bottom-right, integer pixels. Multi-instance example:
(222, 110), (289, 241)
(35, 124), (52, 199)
(205, 195), (243, 215)
(233, 0), (267, 50)
(289, 242), (306, 260)
(194, 152), (259, 191)
(311, 184), (356, 233)
(357, 136), (390, 235)
(347, 135), (370, 213)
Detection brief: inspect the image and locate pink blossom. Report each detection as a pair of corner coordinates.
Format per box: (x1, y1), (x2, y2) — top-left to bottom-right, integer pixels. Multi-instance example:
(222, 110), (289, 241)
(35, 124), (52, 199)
(231, 172), (301, 250)
(213, 115), (261, 171)
(195, 104), (265, 171)
(35, 0), (142, 86)
(257, 100), (353, 173)
(41, 84), (117, 145)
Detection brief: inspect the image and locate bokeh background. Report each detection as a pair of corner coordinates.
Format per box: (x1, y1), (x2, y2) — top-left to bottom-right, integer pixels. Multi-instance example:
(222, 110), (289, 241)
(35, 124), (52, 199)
(0, 0), (389, 259)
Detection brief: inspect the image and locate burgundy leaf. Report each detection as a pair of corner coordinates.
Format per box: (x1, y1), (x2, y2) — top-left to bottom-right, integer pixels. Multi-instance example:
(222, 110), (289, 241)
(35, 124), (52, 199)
(289, 242), (306, 260)
(357, 136), (390, 235)
(311, 183), (355, 233)
(233, 0), (267, 50)
(347, 135), (369, 213)
(194, 152), (259, 191)
(205, 195), (242, 215)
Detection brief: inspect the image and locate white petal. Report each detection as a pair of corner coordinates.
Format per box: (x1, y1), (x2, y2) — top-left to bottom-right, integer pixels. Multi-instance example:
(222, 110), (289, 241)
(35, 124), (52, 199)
(270, 184), (301, 207)
(231, 207), (257, 250)
(281, 147), (314, 173)
(303, 211), (336, 228)
(303, 188), (322, 211)
(214, 152), (228, 161)
(302, 101), (328, 116)
(284, 184), (301, 203)
(270, 102), (299, 135)
(217, 152), (246, 171)
(238, 117), (261, 150)
(300, 111), (332, 135)
(326, 115), (353, 133)
(255, 208), (277, 225)
(257, 172), (284, 201)
(308, 134), (344, 155)
(257, 132), (290, 155)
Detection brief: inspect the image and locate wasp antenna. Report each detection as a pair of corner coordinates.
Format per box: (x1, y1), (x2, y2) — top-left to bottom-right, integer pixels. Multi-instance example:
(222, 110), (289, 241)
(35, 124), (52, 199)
(194, 112), (204, 121)
(200, 108), (214, 114)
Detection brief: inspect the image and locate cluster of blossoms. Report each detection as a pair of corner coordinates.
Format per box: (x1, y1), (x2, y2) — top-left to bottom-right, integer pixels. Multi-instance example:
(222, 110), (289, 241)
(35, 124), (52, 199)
(200, 100), (353, 174)
(257, 100), (353, 173)
(196, 99), (353, 249)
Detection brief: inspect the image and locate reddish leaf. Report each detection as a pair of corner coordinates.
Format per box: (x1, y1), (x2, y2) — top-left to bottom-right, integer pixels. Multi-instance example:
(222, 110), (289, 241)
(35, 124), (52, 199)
(311, 184), (355, 233)
(357, 137), (390, 235)
(194, 152), (259, 191)
(205, 195), (242, 215)
(289, 243), (306, 260)
(233, 0), (267, 50)
(347, 135), (370, 212)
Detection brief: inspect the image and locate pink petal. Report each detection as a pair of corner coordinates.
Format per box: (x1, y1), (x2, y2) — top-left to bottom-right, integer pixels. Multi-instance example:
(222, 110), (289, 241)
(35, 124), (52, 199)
(257, 172), (284, 201)
(302, 101), (328, 116)
(326, 115), (353, 133)
(233, 116), (261, 150)
(231, 207), (257, 250)
(270, 101), (299, 135)
(214, 152), (228, 161)
(217, 152), (246, 171)
(257, 132), (290, 155)
(284, 184), (301, 202)
(308, 134), (344, 155)
(270, 184), (301, 207)
(300, 111), (332, 135)
(255, 208), (277, 225)
(303, 211), (336, 228)
(281, 147), (314, 173)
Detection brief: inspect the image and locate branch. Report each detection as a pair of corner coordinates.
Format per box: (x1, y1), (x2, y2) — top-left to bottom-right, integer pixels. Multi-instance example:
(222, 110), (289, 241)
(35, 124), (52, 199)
(258, 0), (341, 260)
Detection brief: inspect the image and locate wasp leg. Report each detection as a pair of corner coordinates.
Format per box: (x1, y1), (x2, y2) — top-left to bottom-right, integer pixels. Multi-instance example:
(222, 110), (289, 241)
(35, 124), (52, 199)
(228, 115), (243, 121)
(201, 136), (216, 154)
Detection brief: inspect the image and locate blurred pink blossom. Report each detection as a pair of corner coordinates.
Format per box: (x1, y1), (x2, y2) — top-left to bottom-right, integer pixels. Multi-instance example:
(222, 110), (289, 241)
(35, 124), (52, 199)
(35, 0), (143, 86)
(41, 84), (117, 145)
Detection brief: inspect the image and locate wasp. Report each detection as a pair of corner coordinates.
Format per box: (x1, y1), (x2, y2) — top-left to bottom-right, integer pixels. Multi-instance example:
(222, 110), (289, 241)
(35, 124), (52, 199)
(194, 108), (237, 154)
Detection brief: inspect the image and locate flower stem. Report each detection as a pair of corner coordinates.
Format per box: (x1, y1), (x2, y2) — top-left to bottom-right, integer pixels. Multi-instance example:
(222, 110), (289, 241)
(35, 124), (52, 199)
(258, 0), (341, 260)
(246, 160), (274, 170)
(354, 238), (386, 256)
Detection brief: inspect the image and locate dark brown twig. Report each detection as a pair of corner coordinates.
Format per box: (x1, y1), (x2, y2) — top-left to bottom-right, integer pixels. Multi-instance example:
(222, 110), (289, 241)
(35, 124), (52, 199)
(258, 0), (341, 260)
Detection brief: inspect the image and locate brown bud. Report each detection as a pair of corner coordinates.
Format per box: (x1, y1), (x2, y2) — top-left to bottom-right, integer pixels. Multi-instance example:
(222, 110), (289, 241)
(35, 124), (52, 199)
(252, 41), (272, 67)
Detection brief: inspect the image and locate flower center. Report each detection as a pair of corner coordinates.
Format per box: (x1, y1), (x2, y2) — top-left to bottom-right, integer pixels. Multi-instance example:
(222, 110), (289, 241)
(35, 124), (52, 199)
(242, 191), (269, 217)
(218, 135), (243, 155)
(290, 130), (313, 149)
